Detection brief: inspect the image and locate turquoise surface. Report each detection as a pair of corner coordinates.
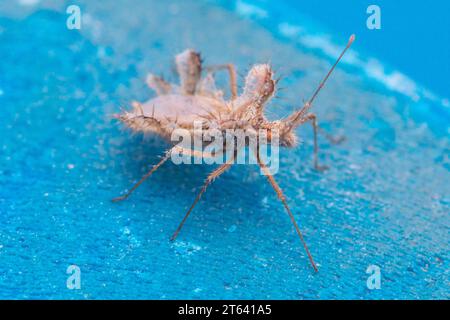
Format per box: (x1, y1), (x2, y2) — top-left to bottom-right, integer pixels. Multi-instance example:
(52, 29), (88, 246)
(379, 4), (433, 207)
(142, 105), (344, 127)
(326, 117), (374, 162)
(0, 0), (448, 299)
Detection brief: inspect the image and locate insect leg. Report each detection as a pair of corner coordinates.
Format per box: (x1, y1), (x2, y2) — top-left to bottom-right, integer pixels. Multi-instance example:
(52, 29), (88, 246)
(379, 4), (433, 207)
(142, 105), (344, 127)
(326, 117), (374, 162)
(146, 74), (173, 95)
(300, 113), (345, 171)
(317, 125), (346, 145)
(283, 35), (355, 129)
(170, 156), (235, 241)
(300, 113), (330, 172)
(204, 64), (238, 100)
(255, 150), (318, 272)
(111, 149), (172, 202)
(175, 49), (202, 95)
(196, 72), (223, 100)
(172, 146), (224, 159)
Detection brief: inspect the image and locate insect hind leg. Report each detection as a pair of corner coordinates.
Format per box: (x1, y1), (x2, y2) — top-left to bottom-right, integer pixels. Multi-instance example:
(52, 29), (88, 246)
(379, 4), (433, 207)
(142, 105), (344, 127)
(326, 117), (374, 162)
(111, 149), (172, 202)
(204, 63), (238, 100)
(170, 155), (235, 241)
(255, 150), (318, 272)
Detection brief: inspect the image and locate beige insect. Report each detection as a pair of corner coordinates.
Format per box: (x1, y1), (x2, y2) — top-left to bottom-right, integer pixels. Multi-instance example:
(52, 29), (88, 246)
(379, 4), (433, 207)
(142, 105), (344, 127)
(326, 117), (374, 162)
(113, 35), (355, 272)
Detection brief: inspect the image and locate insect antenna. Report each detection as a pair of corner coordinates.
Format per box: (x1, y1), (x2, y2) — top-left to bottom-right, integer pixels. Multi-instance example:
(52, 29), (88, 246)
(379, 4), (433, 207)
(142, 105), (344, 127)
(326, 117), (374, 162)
(307, 35), (355, 108)
(284, 35), (355, 128)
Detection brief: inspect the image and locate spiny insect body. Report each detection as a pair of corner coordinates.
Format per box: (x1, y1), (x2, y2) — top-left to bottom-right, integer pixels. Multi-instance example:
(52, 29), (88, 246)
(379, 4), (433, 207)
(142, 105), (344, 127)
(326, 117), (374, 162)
(114, 35), (355, 272)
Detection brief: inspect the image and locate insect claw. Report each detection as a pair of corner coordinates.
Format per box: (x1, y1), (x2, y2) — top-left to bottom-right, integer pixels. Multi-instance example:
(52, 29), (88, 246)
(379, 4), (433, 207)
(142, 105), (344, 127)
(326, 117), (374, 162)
(331, 135), (346, 144)
(111, 194), (128, 202)
(169, 233), (178, 242)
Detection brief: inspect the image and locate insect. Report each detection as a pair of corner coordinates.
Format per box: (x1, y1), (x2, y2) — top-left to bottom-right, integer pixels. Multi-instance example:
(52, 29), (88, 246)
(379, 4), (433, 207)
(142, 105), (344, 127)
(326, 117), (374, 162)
(113, 35), (355, 272)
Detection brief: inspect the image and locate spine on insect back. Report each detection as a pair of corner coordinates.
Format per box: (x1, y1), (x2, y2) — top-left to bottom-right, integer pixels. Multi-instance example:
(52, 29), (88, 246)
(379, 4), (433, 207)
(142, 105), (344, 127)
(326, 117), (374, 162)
(114, 109), (164, 135)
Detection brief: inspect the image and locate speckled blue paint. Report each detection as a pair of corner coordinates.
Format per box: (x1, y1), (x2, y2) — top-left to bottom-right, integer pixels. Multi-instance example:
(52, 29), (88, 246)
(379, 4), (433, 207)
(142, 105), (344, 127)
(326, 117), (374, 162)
(0, 1), (448, 299)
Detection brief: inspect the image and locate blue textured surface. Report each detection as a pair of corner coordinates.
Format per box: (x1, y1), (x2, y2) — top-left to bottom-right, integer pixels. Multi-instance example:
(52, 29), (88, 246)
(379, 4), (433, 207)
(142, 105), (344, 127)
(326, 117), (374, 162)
(0, 0), (449, 299)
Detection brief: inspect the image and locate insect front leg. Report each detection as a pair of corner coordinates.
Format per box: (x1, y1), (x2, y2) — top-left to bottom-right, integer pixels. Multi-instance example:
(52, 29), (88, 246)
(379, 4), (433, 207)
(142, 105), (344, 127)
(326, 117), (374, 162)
(111, 148), (172, 202)
(302, 113), (328, 171)
(301, 113), (344, 172)
(170, 153), (235, 241)
(204, 64), (238, 100)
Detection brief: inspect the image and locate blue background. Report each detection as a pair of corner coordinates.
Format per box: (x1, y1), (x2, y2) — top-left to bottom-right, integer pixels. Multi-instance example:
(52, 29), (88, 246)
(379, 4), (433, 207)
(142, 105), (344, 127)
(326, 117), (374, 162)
(0, 0), (448, 299)
(282, 0), (450, 98)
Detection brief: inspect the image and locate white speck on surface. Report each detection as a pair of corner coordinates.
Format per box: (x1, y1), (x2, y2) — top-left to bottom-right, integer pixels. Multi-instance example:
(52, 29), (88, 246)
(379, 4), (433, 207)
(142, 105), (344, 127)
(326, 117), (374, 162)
(74, 89), (86, 99)
(122, 226), (131, 235)
(67, 164), (75, 170)
(173, 241), (202, 255)
(261, 196), (268, 206)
